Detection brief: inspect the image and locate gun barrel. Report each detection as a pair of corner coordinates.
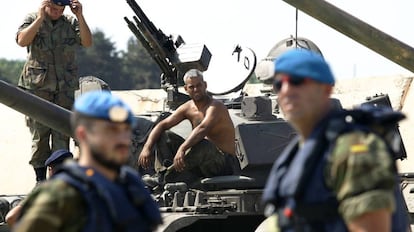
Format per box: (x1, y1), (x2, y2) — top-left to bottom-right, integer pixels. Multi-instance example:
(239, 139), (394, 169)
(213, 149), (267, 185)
(126, 0), (158, 36)
(124, 16), (175, 80)
(283, 0), (414, 73)
(0, 80), (72, 137)
(124, 0), (210, 109)
(131, 16), (170, 63)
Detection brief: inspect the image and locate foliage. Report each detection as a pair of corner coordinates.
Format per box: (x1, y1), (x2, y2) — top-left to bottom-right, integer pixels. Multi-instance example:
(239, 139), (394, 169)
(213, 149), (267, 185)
(76, 29), (161, 90)
(120, 38), (161, 89)
(247, 72), (261, 84)
(0, 59), (24, 85)
(77, 29), (125, 89)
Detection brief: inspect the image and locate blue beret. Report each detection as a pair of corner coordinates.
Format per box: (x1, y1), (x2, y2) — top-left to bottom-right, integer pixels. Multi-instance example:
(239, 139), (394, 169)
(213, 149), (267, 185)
(45, 149), (73, 167)
(74, 91), (135, 125)
(52, 0), (71, 6)
(274, 49), (335, 85)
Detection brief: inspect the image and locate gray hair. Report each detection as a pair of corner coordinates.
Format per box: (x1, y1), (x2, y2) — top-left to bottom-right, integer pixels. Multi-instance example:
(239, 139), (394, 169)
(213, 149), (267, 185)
(183, 69), (204, 83)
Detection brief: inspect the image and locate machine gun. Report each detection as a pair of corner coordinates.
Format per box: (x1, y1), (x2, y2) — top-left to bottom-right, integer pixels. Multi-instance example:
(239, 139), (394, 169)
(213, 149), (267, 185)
(124, 0), (212, 109)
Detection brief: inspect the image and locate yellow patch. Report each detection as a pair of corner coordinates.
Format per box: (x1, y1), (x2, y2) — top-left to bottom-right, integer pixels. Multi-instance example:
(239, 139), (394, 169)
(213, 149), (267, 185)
(85, 168), (94, 177)
(350, 144), (368, 153)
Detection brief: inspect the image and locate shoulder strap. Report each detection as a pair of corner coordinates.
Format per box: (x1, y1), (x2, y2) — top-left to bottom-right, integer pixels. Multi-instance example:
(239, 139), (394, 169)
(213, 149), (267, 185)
(326, 106), (406, 160)
(293, 124), (331, 198)
(263, 116), (332, 205)
(262, 136), (299, 206)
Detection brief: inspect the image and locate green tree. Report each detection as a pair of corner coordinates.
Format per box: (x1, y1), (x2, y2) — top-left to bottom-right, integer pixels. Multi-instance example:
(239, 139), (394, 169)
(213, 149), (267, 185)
(247, 72), (262, 84)
(77, 29), (124, 90)
(0, 59), (25, 85)
(120, 37), (161, 89)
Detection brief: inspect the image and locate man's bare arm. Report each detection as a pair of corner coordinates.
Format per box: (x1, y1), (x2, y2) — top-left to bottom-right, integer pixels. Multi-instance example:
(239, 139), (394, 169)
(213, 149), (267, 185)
(138, 106), (187, 169)
(17, 1), (47, 47)
(173, 102), (223, 171)
(178, 104), (221, 152)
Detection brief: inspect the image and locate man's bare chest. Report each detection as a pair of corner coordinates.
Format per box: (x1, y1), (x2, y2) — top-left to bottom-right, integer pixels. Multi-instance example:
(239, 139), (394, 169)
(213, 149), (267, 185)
(189, 111), (205, 128)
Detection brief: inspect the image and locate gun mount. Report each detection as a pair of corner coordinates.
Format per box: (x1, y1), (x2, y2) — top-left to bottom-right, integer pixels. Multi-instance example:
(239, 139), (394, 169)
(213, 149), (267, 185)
(124, 0), (212, 110)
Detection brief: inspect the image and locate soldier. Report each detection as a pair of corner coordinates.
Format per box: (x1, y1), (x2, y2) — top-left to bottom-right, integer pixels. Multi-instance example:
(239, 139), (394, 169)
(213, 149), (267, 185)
(16, 0), (92, 183)
(138, 69), (240, 187)
(262, 49), (409, 231)
(44, 149), (74, 177)
(5, 149), (74, 229)
(13, 91), (162, 231)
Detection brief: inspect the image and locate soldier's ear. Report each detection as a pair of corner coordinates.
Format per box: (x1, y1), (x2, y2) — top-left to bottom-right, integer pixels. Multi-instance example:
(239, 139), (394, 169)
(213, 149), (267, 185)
(324, 85), (333, 95)
(75, 126), (87, 141)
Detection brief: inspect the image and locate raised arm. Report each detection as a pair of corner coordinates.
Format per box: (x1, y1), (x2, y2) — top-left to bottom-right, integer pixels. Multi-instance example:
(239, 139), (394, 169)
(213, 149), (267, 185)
(16, 1), (48, 47)
(70, 0), (92, 47)
(138, 106), (187, 169)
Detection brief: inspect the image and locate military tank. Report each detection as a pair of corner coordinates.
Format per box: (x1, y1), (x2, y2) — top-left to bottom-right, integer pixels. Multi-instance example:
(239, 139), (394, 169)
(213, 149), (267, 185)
(1, 0), (414, 231)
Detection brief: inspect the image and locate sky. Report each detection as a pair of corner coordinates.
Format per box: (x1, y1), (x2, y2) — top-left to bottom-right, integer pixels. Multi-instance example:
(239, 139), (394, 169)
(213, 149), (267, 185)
(1, 0), (413, 81)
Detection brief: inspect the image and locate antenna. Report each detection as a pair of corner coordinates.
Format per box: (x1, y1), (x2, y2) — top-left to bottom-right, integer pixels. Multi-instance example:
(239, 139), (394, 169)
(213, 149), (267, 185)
(295, 8), (298, 47)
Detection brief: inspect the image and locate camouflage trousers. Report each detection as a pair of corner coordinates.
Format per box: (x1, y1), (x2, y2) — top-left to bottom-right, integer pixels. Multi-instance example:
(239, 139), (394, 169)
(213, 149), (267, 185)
(27, 90), (73, 168)
(155, 131), (238, 185)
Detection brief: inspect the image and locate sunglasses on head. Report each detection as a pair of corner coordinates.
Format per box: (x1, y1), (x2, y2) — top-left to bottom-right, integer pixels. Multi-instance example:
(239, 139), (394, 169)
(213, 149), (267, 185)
(273, 74), (309, 93)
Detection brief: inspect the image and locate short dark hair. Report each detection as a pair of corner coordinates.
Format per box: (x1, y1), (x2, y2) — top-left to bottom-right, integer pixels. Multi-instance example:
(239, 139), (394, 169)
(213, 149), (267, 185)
(70, 111), (95, 135)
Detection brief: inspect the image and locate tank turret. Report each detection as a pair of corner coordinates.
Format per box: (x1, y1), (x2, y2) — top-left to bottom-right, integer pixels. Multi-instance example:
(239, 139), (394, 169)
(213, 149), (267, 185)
(255, 36), (323, 83)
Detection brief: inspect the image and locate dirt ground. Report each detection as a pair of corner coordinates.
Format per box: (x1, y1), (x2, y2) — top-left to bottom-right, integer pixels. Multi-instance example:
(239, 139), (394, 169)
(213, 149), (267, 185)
(0, 103), (34, 194)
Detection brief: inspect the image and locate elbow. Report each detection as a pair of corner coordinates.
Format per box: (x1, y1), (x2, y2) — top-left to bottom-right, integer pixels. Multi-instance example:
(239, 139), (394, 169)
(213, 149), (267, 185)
(197, 124), (209, 134)
(16, 38), (28, 47)
(17, 42), (27, 47)
(193, 126), (209, 139)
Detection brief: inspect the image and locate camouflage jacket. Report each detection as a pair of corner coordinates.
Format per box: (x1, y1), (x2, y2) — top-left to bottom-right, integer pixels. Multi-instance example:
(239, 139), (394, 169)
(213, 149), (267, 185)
(326, 131), (396, 222)
(14, 179), (87, 232)
(17, 13), (81, 92)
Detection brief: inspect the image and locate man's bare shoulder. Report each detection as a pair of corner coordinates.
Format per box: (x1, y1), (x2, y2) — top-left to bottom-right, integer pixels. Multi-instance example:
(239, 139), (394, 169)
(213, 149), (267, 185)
(160, 101), (192, 125)
(211, 98), (225, 105)
(210, 98), (227, 109)
(173, 100), (193, 115)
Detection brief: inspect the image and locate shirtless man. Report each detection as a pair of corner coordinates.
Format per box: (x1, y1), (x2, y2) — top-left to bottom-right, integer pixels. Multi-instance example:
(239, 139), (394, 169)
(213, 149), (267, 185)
(138, 69), (240, 185)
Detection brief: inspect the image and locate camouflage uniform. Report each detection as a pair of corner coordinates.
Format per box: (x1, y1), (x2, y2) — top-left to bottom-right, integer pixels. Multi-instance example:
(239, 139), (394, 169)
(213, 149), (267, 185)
(326, 131), (396, 223)
(14, 179), (87, 232)
(157, 132), (237, 185)
(17, 12), (81, 169)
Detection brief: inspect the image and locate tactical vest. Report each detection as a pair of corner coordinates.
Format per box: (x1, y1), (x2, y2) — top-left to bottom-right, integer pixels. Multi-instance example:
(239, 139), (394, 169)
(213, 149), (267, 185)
(53, 162), (162, 232)
(262, 109), (408, 232)
(18, 13), (80, 92)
